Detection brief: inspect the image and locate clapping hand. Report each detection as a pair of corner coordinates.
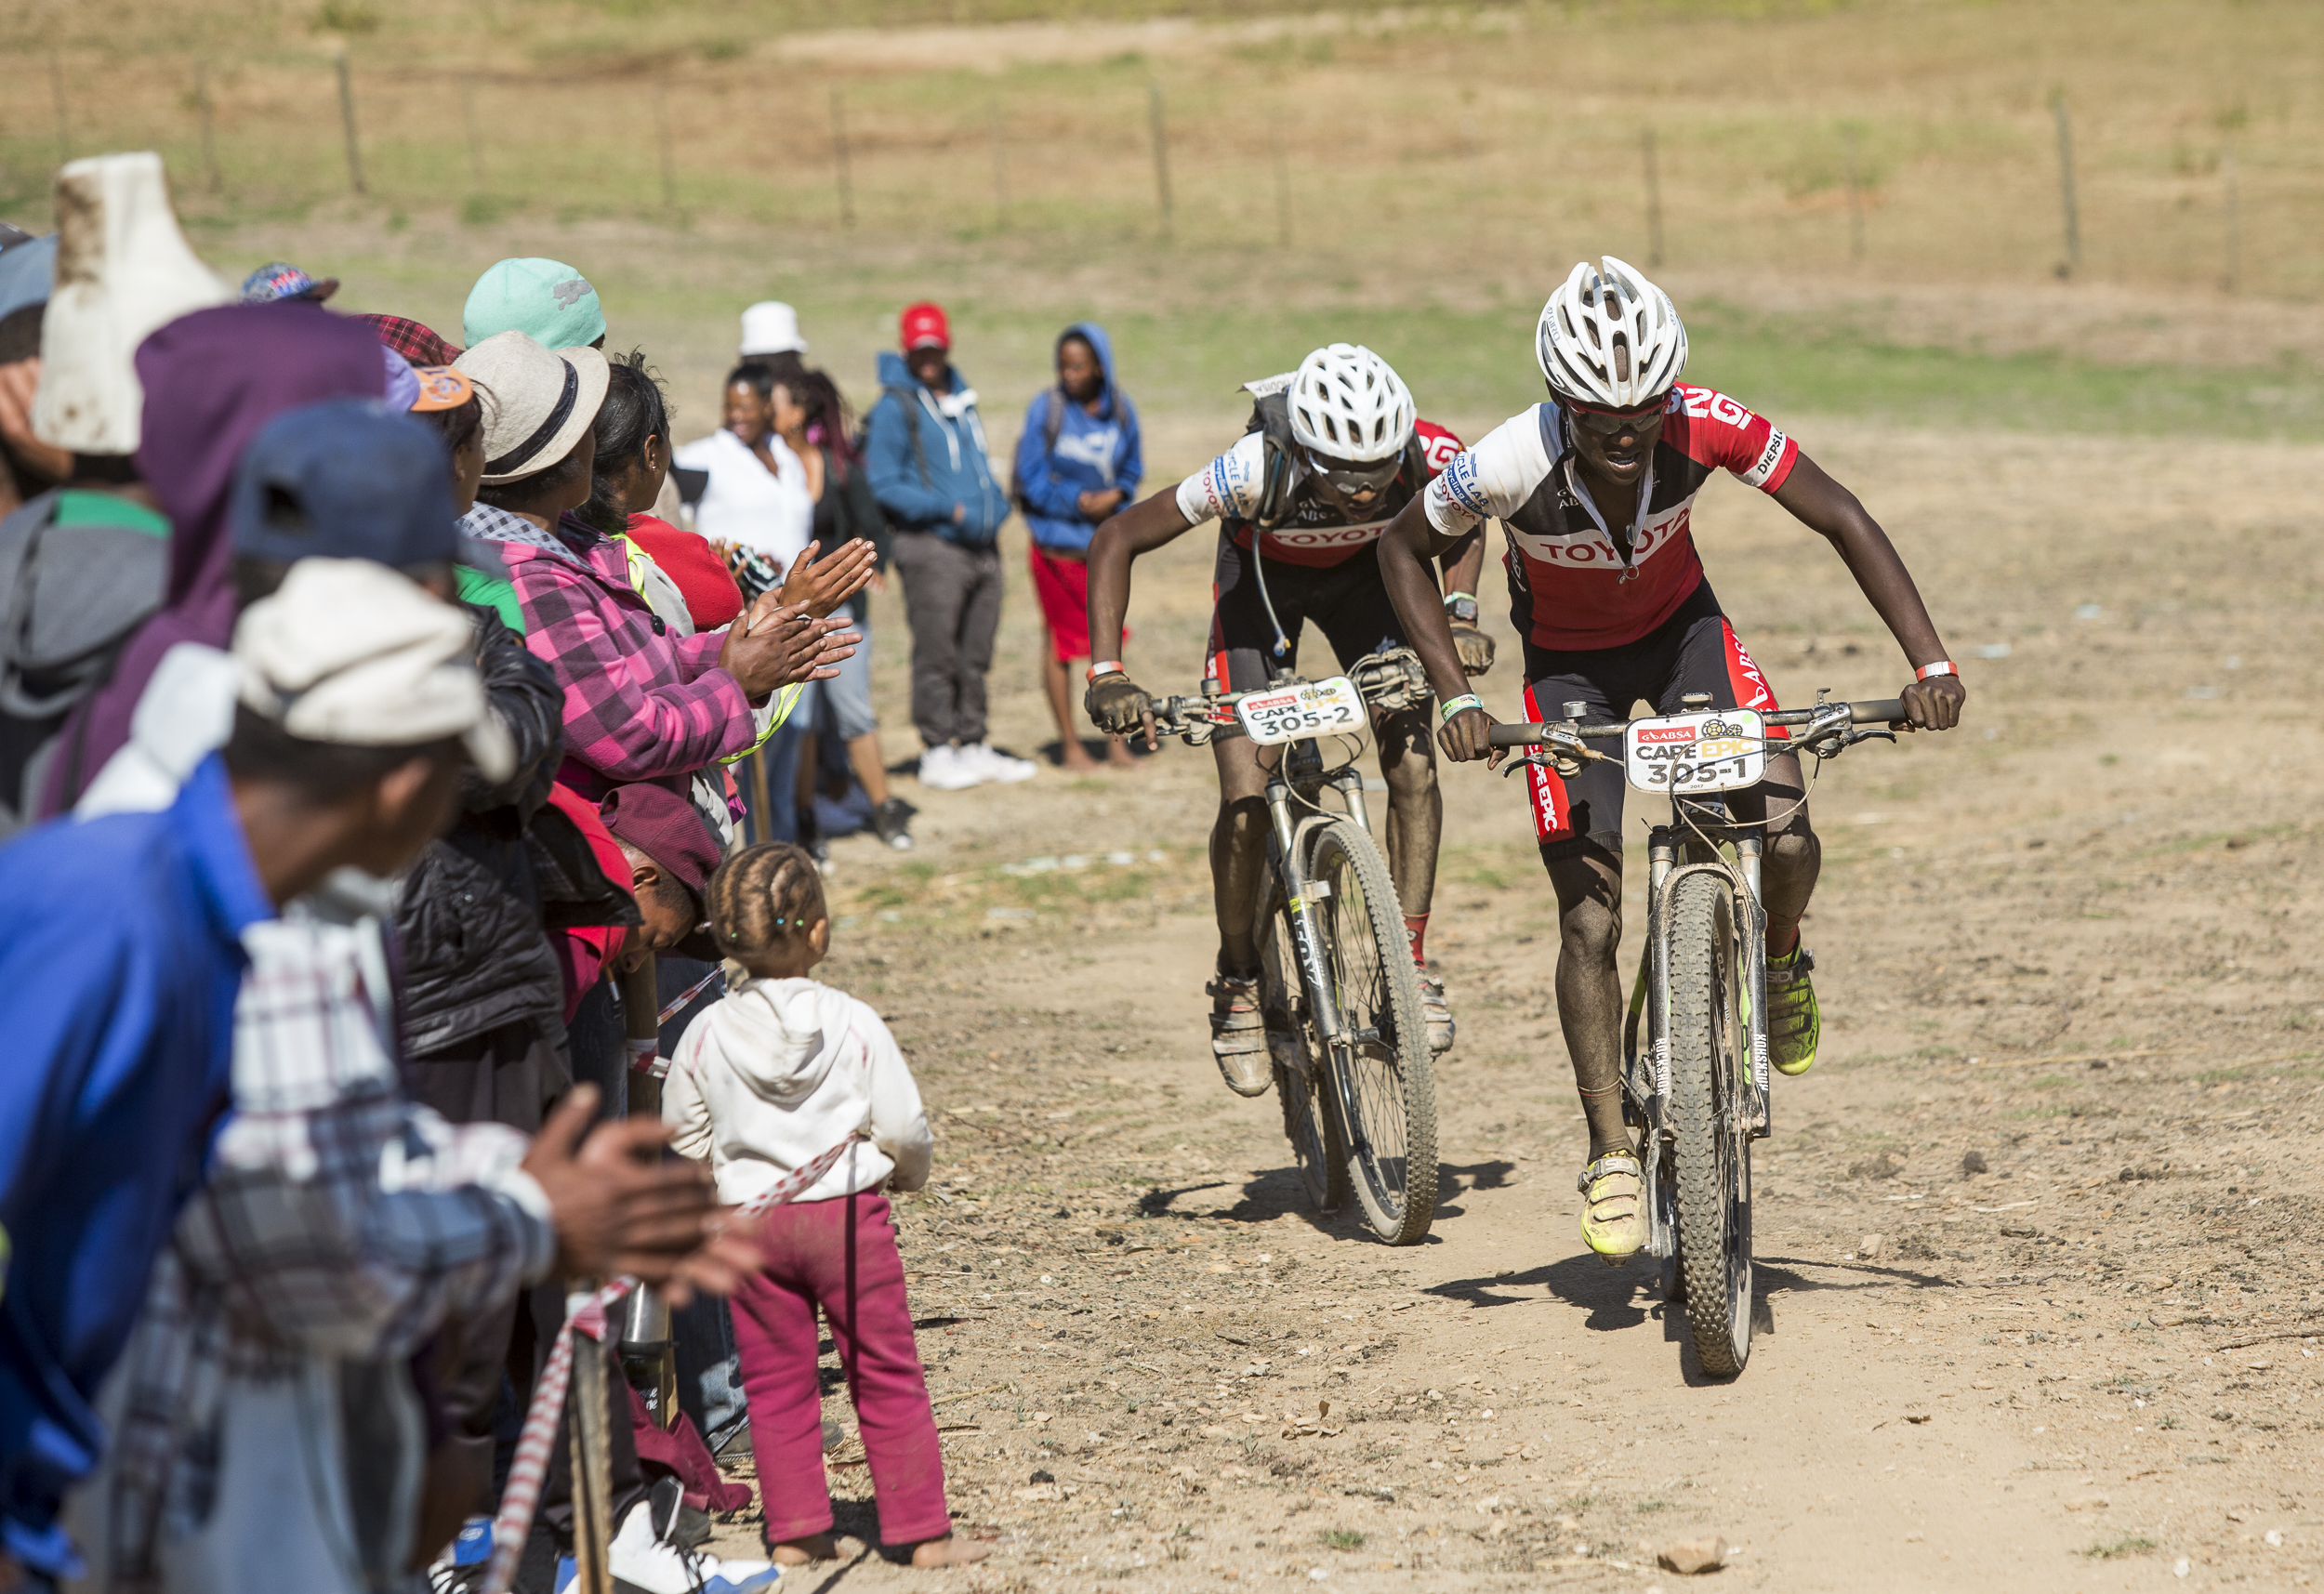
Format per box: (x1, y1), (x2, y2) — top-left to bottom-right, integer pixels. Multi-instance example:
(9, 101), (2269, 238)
(776, 538), (878, 619)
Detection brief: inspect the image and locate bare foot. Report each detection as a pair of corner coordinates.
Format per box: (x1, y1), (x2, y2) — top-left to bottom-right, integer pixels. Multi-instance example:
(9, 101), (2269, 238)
(1060, 747), (1102, 772)
(1104, 742), (1139, 769)
(908, 1535), (991, 1568)
(771, 1534), (839, 1565)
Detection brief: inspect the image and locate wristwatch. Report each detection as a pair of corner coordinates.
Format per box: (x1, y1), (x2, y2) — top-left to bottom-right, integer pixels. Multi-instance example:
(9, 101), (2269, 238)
(1444, 592), (1480, 626)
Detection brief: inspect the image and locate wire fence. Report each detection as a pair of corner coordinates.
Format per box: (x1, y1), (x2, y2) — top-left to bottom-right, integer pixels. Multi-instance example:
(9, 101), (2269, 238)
(3, 37), (2317, 303)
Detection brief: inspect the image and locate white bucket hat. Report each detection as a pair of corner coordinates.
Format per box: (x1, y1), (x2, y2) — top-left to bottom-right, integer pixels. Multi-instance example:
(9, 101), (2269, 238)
(739, 300), (807, 358)
(453, 330), (610, 485)
(234, 557), (514, 781)
(33, 151), (231, 455)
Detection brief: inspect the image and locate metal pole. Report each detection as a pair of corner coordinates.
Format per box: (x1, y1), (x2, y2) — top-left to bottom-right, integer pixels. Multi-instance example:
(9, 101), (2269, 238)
(461, 73), (485, 185)
(830, 88), (855, 230)
(48, 55), (69, 165)
(335, 49), (366, 195)
(614, 955), (677, 1427)
(988, 99), (1008, 230)
(1268, 106), (1291, 249)
(195, 60), (221, 192)
(1460, 111), (1479, 190)
(2051, 90), (2080, 276)
(1148, 81), (1174, 244)
(2222, 137), (2240, 295)
(1643, 127), (1664, 269)
(653, 83), (677, 209)
(1844, 125), (1864, 263)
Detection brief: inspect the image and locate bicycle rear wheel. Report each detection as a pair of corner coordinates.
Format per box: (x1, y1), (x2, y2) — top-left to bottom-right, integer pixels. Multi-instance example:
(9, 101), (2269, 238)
(1664, 870), (1754, 1377)
(1259, 892), (1349, 1213)
(1306, 820), (1437, 1245)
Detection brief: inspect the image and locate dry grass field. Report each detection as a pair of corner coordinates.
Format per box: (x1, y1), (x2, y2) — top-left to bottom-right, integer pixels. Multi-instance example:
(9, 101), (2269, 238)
(7, 1), (2324, 1588)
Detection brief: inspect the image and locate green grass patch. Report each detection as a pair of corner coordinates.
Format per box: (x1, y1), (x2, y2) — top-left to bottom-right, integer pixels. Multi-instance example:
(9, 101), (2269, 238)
(1318, 1529), (1366, 1550)
(2081, 1535), (2158, 1561)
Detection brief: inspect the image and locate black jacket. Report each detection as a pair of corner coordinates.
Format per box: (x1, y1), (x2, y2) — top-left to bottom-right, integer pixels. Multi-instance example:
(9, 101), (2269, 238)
(392, 606), (634, 1062)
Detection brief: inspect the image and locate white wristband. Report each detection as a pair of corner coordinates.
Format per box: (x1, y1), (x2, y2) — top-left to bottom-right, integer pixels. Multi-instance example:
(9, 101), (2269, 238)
(1914, 660), (1957, 681)
(1439, 693), (1484, 724)
(1087, 660), (1127, 682)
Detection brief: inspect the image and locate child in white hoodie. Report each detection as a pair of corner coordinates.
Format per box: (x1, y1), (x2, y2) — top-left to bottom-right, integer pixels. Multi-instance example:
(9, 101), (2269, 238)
(666, 841), (986, 1569)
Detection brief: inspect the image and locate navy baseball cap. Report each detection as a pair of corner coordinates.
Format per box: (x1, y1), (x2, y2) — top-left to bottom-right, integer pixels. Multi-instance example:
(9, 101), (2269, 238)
(231, 398), (459, 568)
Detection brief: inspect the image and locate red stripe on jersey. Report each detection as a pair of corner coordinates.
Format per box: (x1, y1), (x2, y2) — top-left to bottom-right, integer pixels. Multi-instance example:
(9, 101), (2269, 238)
(1237, 417), (1465, 569)
(1519, 678), (1576, 844)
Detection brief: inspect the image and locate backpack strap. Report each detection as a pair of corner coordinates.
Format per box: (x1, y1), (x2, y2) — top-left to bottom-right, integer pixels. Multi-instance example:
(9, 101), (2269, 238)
(883, 387), (935, 490)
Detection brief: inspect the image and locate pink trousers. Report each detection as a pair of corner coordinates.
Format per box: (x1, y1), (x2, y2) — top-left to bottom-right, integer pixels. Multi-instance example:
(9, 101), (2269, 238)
(728, 1190), (952, 1547)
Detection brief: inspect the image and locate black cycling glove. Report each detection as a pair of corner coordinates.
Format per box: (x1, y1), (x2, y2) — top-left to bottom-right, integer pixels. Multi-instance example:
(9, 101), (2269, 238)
(1085, 672), (1154, 735)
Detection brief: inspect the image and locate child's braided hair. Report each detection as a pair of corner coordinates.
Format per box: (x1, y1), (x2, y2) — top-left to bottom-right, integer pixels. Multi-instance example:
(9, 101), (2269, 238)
(708, 841), (828, 957)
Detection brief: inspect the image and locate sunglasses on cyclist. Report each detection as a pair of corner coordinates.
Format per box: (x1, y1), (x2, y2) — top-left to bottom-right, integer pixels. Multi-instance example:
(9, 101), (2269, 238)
(1566, 402), (1669, 438)
(1303, 449), (1404, 498)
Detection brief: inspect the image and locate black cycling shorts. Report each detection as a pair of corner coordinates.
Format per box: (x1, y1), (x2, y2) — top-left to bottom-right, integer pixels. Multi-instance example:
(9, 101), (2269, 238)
(1518, 580), (1791, 863)
(1206, 530), (1407, 694)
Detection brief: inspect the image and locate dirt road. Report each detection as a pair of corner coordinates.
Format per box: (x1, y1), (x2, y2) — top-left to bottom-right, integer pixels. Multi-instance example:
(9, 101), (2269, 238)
(700, 420), (2322, 1591)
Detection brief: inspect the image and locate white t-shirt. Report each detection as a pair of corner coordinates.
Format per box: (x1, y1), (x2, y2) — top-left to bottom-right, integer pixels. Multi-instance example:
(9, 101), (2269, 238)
(673, 428), (814, 568)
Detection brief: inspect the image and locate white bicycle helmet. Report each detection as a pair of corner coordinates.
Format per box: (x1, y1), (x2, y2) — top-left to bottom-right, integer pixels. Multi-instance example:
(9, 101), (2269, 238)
(1286, 343), (1415, 463)
(1535, 256), (1687, 410)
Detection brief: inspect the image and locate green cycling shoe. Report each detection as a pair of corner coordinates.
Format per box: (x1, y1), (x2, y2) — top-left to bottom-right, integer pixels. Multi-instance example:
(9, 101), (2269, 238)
(1765, 942), (1819, 1076)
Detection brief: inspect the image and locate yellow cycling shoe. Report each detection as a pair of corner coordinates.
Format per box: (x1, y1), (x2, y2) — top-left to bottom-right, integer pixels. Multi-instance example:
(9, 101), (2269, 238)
(1766, 943), (1819, 1076)
(1578, 1151), (1648, 1262)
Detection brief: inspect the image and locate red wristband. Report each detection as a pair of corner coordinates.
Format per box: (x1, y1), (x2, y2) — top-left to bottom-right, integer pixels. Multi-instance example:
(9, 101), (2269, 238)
(1915, 660), (1957, 681)
(1087, 660), (1127, 682)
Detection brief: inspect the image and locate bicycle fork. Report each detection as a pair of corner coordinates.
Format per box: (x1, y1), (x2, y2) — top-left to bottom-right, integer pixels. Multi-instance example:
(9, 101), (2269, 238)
(1265, 776), (1347, 1056)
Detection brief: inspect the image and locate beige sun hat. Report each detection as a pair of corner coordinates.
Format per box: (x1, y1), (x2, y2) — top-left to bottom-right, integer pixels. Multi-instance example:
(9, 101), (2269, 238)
(234, 557), (515, 781)
(33, 151), (231, 455)
(453, 329), (610, 485)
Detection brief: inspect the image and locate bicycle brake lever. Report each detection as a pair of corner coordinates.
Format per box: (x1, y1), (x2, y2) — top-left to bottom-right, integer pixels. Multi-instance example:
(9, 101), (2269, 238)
(1843, 727), (1898, 749)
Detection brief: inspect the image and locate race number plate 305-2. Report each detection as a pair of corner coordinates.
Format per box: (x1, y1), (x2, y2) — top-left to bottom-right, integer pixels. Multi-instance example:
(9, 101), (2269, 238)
(1235, 676), (1366, 745)
(1622, 708), (1767, 794)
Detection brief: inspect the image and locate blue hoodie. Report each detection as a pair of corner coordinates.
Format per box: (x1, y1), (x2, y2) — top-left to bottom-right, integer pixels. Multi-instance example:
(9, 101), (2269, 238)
(863, 351), (1010, 549)
(1011, 323), (1143, 557)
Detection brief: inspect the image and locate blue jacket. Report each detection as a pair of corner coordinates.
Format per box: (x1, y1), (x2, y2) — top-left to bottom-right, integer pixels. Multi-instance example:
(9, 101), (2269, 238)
(0, 755), (270, 1579)
(863, 351), (1010, 548)
(1011, 323), (1142, 556)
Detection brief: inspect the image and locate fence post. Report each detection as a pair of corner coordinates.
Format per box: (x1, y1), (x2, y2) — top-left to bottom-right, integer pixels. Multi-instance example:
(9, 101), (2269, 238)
(195, 60), (221, 192)
(1844, 125), (1865, 263)
(2221, 137), (2239, 295)
(653, 83), (677, 210)
(830, 88), (855, 230)
(49, 55), (69, 165)
(988, 99), (1008, 230)
(334, 48), (366, 195)
(461, 74), (485, 185)
(1643, 127), (1665, 269)
(2050, 90), (2080, 277)
(1269, 107), (1291, 249)
(1460, 111), (1479, 190)
(1148, 82), (1174, 244)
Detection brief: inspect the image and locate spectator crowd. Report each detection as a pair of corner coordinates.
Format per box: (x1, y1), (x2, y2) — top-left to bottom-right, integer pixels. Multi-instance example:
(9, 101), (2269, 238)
(0, 147), (1156, 1592)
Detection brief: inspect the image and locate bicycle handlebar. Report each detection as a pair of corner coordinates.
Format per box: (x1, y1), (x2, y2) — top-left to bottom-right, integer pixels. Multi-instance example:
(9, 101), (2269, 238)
(1482, 698), (1910, 749)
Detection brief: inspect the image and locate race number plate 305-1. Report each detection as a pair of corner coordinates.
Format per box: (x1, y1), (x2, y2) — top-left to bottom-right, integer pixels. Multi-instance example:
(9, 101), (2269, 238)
(1622, 708), (1766, 794)
(1235, 676), (1366, 745)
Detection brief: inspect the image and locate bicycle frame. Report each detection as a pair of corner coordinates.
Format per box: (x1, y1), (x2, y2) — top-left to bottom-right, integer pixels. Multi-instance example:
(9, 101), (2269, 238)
(1265, 739), (1375, 1060)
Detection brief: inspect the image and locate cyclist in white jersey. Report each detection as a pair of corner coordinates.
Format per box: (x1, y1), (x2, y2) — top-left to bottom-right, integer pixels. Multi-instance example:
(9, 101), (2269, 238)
(1083, 345), (1487, 1093)
(1377, 259), (1966, 1259)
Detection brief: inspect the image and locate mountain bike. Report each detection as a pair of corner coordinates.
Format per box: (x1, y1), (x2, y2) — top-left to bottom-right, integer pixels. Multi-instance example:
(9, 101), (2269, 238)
(1147, 653), (1439, 1245)
(1487, 690), (1908, 1375)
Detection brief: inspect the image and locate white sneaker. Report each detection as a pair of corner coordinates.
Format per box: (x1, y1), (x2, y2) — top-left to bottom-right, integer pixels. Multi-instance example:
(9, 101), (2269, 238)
(961, 741), (1037, 784)
(595, 1495), (782, 1593)
(918, 743), (984, 791)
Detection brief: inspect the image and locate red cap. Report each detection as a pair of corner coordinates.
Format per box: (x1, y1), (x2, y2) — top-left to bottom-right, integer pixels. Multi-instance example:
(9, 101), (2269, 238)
(899, 301), (950, 353)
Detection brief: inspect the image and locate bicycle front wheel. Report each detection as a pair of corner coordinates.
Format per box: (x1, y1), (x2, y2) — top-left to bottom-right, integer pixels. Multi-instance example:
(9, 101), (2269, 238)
(1665, 870), (1754, 1377)
(1259, 889), (1350, 1214)
(1306, 820), (1437, 1245)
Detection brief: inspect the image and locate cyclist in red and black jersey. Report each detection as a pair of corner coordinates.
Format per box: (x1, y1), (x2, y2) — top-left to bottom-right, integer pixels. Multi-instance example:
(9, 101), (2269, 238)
(1378, 257), (1966, 1261)
(1085, 345), (1486, 1091)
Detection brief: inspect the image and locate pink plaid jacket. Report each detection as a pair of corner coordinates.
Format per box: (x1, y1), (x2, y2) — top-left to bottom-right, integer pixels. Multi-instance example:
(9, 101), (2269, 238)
(497, 521), (754, 804)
